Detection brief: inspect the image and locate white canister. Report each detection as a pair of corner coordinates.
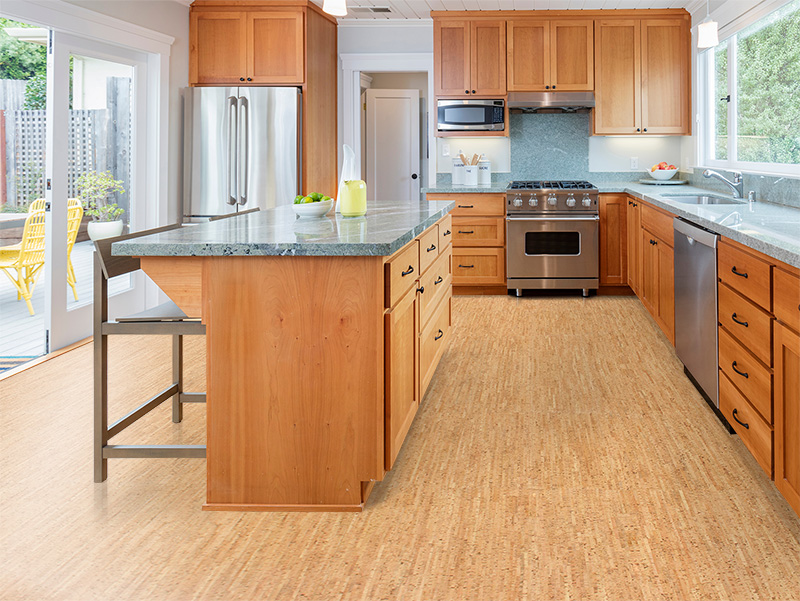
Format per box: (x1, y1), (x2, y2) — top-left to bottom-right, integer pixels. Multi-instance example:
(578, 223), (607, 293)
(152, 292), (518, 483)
(477, 159), (492, 185)
(452, 159), (466, 185)
(463, 165), (478, 186)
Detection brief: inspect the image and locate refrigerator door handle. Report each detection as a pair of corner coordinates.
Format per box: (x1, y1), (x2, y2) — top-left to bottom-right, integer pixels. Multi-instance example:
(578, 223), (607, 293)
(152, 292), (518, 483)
(237, 96), (249, 205)
(226, 96), (237, 205)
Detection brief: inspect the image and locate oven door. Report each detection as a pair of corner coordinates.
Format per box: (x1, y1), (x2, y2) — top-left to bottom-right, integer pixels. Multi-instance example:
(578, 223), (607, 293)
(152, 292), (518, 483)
(437, 100), (505, 131)
(506, 215), (599, 281)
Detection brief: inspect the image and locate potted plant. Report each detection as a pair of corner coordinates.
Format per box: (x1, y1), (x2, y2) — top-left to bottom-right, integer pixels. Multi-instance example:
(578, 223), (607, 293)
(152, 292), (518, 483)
(76, 170), (126, 241)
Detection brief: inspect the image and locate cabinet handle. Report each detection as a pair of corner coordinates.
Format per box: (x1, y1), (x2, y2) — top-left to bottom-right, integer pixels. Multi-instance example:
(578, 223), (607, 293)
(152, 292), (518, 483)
(240, 77), (245, 82)
(731, 361), (749, 379)
(459, 264), (474, 269)
(401, 265), (414, 276)
(731, 313), (749, 327)
(247, 77), (252, 82)
(731, 266), (748, 278)
(434, 275), (443, 285)
(458, 230), (474, 234)
(643, 128), (647, 132)
(434, 329), (444, 341)
(416, 285), (425, 294)
(636, 128), (641, 132)
(427, 244), (436, 252)
(465, 90), (470, 94)
(552, 85), (556, 90)
(457, 204), (474, 209)
(443, 229), (451, 236)
(471, 90), (476, 94)
(732, 408), (750, 429)
(545, 85), (550, 89)
(632, 202), (638, 207)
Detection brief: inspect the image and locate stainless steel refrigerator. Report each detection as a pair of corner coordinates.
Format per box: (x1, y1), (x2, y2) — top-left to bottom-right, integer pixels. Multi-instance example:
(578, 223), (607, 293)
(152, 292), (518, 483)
(183, 87), (301, 219)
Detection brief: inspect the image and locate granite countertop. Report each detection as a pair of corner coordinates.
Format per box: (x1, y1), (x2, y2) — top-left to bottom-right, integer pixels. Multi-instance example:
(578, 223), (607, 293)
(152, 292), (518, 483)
(113, 200), (455, 257)
(424, 184), (509, 194)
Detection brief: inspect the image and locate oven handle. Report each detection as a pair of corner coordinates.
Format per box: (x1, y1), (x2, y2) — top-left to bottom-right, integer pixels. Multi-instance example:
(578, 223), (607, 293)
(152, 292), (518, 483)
(506, 216), (600, 222)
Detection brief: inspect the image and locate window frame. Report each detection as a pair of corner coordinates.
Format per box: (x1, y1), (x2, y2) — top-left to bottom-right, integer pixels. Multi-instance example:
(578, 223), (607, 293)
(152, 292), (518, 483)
(698, 4), (800, 177)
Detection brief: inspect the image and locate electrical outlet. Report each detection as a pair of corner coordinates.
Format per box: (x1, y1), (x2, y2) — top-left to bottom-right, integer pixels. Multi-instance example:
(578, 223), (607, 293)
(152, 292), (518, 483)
(442, 144), (450, 157)
(630, 157), (639, 170)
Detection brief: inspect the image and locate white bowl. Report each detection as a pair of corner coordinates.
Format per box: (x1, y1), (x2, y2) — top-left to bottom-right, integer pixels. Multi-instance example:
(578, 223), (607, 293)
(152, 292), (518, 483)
(647, 168), (679, 181)
(292, 199), (333, 218)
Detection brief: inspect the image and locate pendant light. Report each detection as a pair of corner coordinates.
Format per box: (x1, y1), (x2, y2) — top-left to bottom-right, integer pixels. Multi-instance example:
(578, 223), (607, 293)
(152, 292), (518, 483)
(323, 0), (347, 17)
(697, 0), (719, 49)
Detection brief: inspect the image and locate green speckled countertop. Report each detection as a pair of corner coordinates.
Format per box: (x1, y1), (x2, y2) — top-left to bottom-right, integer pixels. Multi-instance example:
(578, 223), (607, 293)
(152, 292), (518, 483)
(113, 200), (455, 257)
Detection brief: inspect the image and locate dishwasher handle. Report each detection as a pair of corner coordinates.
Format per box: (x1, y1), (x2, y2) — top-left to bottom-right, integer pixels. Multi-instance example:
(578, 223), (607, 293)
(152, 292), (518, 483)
(673, 217), (718, 248)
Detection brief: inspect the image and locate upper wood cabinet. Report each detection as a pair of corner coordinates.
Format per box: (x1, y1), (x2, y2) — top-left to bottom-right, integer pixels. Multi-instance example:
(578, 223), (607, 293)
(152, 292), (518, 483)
(594, 17), (690, 135)
(434, 19), (506, 96)
(507, 19), (593, 91)
(190, 6), (305, 85)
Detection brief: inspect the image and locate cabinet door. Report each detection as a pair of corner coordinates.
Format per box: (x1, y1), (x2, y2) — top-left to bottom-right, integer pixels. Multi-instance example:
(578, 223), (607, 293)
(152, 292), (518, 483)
(550, 20), (594, 91)
(626, 199), (641, 294)
(507, 20), (549, 92)
(471, 20), (507, 95)
(247, 11), (305, 84)
(190, 11), (247, 84)
(640, 228), (658, 317)
(775, 322), (800, 516)
(599, 194), (627, 286)
(641, 18), (690, 135)
(384, 285), (419, 470)
(434, 20), (471, 96)
(655, 237), (675, 344)
(594, 19), (641, 135)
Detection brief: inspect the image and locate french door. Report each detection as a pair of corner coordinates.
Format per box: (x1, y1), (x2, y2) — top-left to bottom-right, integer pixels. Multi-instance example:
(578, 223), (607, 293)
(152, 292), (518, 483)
(44, 31), (149, 351)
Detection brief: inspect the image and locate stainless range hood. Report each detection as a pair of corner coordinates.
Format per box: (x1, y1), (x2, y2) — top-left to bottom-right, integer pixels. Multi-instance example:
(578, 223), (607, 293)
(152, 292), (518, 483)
(507, 91), (595, 111)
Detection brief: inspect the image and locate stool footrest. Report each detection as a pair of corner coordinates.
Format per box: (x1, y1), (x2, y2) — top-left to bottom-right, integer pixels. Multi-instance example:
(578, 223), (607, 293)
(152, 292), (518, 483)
(180, 392), (207, 403)
(103, 445), (206, 459)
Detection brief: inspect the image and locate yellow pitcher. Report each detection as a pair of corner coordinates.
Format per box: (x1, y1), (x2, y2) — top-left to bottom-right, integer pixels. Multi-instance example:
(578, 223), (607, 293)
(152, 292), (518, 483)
(339, 180), (367, 217)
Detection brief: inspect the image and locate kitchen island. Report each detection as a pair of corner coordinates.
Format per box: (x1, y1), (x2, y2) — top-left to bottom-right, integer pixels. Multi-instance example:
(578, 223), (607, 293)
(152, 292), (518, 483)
(114, 200), (455, 511)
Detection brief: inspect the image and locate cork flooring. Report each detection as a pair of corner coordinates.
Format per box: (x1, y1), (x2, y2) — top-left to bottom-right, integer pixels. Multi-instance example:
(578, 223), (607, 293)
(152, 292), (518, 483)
(1, 295), (799, 601)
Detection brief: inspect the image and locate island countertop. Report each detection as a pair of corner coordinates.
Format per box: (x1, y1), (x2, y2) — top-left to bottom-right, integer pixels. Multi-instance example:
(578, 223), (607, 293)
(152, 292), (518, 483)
(113, 200), (455, 257)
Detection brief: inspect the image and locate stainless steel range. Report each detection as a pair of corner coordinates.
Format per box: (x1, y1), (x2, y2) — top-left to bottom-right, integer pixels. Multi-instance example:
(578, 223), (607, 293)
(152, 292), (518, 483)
(506, 180), (599, 297)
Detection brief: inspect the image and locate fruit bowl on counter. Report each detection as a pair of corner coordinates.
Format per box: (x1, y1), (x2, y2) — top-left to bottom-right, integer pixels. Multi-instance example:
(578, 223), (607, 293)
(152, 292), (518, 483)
(292, 193), (333, 218)
(648, 162), (678, 180)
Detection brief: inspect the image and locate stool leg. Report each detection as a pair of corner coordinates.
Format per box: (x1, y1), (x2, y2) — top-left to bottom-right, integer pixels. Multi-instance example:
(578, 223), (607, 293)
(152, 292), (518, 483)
(172, 334), (183, 423)
(94, 253), (108, 482)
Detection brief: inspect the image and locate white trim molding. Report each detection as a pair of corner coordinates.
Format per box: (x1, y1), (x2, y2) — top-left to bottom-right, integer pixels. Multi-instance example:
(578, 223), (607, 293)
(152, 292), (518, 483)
(340, 52), (436, 188)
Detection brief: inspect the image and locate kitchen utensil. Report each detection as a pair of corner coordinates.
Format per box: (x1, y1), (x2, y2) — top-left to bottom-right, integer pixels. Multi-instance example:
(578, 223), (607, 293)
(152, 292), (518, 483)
(460, 153), (469, 166)
(471, 154), (479, 165)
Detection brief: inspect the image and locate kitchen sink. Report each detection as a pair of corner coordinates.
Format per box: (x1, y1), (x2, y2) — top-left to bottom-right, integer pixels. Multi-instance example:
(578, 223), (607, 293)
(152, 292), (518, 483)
(661, 195), (745, 205)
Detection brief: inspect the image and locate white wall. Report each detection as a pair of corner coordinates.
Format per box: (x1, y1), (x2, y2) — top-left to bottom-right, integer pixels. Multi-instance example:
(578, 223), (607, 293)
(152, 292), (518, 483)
(63, 0), (189, 223)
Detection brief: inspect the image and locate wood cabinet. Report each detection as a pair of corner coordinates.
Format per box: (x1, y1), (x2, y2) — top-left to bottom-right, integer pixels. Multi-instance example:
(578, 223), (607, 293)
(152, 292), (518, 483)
(247, 11), (305, 84)
(599, 194), (627, 286)
(190, 11), (248, 85)
(507, 19), (593, 91)
(594, 17), (690, 135)
(626, 197), (642, 295)
(774, 320), (800, 515)
(434, 19), (506, 96)
(427, 193), (506, 292)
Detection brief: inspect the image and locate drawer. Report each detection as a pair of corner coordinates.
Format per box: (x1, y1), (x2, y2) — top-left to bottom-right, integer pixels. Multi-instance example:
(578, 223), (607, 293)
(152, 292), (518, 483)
(385, 240), (419, 308)
(718, 240), (772, 311)
(452, 247), (505, 285)
(419, 291), (451, 398)
(438, 213), (453, 250)
(418, 225), (440, 274)
(720, 372), (773, 477)
(428, 193), (505, 217)
(640, 202), (674, 247)
(718, 326), (773, 424)
(774, 266), (800, 334)
(719, 282), (773, 366)
(419, 247), (452, 327)
(452, 217), (505, 247)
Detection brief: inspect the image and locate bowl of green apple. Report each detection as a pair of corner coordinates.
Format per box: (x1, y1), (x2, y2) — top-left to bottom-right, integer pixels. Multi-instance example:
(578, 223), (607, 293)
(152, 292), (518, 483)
(292, 192), (333, 218)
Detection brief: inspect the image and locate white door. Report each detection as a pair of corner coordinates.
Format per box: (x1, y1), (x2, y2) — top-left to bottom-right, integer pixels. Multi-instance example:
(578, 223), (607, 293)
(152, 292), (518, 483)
(365, 89), (420, 201)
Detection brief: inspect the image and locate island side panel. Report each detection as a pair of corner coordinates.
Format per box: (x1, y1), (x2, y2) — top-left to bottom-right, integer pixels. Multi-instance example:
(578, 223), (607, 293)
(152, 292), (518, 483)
(204, 255), (384, 509)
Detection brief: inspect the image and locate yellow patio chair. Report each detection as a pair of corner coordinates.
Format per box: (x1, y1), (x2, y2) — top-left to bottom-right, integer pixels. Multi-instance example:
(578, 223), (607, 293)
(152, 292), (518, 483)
(0, 210), (47, 316)
(28, 198), (46, 213)
(66, 199), (84, 301)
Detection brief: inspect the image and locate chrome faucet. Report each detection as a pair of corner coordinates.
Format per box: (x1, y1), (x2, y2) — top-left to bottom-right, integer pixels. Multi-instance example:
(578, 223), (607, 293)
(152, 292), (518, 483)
(703, 169), (744, 198)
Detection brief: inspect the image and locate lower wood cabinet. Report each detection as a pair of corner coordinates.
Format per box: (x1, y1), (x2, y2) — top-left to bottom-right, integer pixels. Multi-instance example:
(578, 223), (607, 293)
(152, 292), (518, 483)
(640, 221), (674, 344)
(626, 197), (642, 295)
(599, 193), (627, 286)
(774, 321), (800, 515)
(720, 371), (774, 476)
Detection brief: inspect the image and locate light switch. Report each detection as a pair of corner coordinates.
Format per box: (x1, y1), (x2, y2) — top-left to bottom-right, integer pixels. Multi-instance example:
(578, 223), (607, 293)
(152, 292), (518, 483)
(442, 144), (450, 157)
(630, 157), (639, 170)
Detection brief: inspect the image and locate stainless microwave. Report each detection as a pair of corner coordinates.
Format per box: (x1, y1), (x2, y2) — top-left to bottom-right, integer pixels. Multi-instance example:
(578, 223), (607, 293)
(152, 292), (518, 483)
(437, 99), (505, 132)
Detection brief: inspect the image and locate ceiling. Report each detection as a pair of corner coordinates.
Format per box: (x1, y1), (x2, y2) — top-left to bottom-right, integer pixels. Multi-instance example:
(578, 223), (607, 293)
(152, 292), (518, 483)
(309, 0), (700, 20)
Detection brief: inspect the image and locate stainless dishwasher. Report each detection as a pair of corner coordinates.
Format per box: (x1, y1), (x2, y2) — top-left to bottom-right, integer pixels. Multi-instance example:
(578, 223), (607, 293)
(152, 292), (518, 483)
(673, 218), (726, 422)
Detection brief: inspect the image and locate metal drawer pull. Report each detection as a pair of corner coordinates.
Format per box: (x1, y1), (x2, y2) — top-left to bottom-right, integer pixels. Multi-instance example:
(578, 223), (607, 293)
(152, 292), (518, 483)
(732, 408), (750, 429)
(427, 244), (436, 252)
(434, 276), (443, 285)
(731, 266), (748, 278)
(401, 265), (414, 276)
(458, 204), (474, 209)
(731, 313), (749, 327)
(434, 329), (444, 341)
(416, 285), (425, 294)
(443, 229), (451, 236)
(458, 264), (474, 269)
(458, 230), (474, 234)
(731, 361), (749, 378)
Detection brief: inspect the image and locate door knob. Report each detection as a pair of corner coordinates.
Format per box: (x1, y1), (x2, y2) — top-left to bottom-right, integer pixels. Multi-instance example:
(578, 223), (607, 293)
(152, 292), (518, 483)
(411, 174), (418, 180)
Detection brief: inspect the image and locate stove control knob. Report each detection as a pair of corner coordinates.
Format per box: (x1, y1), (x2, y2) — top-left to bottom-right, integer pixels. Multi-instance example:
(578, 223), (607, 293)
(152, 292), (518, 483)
(565, 194), (576, 208)
(513, 194), (523, 207)
(528, 194), (538, 207)
(582, 194), (592, 207)
(547, 194), (558, 207)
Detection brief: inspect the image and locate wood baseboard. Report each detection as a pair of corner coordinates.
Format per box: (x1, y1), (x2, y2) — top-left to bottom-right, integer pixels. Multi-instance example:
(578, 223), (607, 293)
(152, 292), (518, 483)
(202, 503), (364, 512)
(597, 285), (635, 296)
(0, 336), (93, 382)
(453, 285), (508, 296)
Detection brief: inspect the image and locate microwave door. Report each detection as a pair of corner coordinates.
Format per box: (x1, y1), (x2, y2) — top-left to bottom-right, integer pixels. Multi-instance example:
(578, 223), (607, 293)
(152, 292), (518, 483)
(437, 101), (504, 131)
